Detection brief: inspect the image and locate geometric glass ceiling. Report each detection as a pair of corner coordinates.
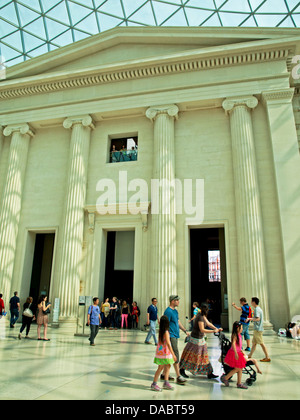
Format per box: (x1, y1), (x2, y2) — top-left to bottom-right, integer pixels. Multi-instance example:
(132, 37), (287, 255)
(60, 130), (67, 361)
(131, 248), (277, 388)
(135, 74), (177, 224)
(1, 0), (300, 67)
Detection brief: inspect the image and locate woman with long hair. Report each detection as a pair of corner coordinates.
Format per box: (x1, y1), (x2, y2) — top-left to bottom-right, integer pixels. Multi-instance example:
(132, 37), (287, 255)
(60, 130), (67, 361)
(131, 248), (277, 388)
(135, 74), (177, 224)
(36, 295), (51, 341)
(121, 300), (130, 328)
(179, 302), (222, 379)
(221, 321), (262, 389)
(151, 315), (176, 392)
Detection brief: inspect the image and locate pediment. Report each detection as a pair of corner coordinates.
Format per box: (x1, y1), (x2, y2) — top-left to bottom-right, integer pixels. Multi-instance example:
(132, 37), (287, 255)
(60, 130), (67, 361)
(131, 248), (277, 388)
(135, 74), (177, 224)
(5, 26), (300, 81)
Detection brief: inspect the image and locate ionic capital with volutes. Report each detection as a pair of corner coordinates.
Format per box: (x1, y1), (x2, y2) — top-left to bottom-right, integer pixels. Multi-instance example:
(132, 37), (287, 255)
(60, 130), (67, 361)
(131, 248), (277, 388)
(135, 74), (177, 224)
(63, 115), (95, 130)
(3, 123), (35, 138)
(146, 104), (179, 122)
(222, 96), (258, 115)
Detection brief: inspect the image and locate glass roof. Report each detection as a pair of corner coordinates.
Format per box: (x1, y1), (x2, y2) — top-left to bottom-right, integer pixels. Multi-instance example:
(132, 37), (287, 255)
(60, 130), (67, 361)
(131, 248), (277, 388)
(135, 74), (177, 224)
(0, 0), (300, 67)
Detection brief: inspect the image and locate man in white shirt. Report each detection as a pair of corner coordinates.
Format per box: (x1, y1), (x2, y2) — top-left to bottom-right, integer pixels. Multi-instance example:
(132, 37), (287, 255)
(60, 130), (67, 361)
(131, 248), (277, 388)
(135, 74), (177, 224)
(247, 297), (271, 362)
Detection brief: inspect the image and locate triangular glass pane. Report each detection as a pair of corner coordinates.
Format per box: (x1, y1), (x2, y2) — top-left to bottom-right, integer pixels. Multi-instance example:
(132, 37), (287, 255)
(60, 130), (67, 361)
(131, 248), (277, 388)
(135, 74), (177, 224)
(69, 0), (95, 9)
(164, 0), (183, 4)
(219, 12), (249, 26)
(0, 1), (14, 11)
(286, 0), (300, 10)
(2, 31), (23, 52)
(254, 13), (286, 26)
(0, 42), (22, 60)
(240, 15), (258, 26)
(200, 12), (222, 26)
(23, 31), (45, 51)
(219, 0), (251, 13)
(17, 0), (42, 13)
(121, 0), (147, 17)
(162, 8), (188, 26)
(46, 2), (71, 26)
(44, 17), (69, 39)
(152, 1), (180, 25)
(186, 0), (216, 10)
(248, 0), (268, 11)
(51, 29), (73, 46)
(75, 12), (98, 34)
(291, 13), (300, 26)
(98, 0), (124, 19)
(129, 2), (156, 25)
(4, 55), (25, 66)
(214, 0), (228, 8)
(185, 8), (215, 26)
(67, 0), (93, 24)
(0, 2), (20, 26)
(256, 0), (289, 13)
(23, 17), (46, 39)
(97, 12), (124, 31)
(0, 19), (18, 38)
(40, 0), (64, 13)
(73, 29), (91, 41)
(278, 16), (296, 27)
(16, 4), (41, 26)
(28, 43), (49, 57)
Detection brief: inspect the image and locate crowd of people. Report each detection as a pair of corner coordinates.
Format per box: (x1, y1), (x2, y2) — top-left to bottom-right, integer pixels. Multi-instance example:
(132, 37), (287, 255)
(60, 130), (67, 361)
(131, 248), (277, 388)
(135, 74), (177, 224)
(148, 295), (270, 392)
(0, 291), (275, 391)
(0, 291), (51, 341)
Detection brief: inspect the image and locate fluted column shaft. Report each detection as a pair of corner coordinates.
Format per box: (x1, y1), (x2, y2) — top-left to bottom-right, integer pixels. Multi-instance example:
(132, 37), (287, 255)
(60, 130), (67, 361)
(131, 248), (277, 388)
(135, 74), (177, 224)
(0, 124), (33, 300)
(58, 115), (94, 319)
(146, 105), (178, 314)
(223, 97), (272, 329)
(0, 126), (3, 161)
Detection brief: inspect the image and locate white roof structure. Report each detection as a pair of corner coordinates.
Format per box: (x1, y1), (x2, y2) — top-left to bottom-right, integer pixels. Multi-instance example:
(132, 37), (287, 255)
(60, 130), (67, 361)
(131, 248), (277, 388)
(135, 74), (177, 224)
(1, 0), (300, 67)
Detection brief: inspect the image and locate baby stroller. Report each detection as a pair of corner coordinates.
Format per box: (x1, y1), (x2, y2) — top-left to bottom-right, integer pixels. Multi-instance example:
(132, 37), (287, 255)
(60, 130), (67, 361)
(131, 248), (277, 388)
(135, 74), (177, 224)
(216, 331), (257, 386)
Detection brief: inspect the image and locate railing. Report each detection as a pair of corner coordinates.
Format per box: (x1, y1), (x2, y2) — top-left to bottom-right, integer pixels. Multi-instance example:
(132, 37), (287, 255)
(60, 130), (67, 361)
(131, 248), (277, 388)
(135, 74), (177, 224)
(111, 149), (138, 163)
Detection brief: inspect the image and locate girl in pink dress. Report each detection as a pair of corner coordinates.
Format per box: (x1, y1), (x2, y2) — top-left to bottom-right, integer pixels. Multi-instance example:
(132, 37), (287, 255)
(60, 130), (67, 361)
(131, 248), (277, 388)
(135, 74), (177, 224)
(221, 321), (249, 389)
(151, 315), (177, 392)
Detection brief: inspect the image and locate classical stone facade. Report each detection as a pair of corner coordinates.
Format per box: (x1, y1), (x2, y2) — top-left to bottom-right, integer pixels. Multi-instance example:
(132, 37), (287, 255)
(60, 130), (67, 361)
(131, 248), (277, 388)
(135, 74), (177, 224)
(0, 27), (299, 330)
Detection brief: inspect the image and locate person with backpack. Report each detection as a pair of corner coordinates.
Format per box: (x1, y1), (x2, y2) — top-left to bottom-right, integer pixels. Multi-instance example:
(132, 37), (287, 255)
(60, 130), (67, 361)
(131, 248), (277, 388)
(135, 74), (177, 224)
(232, 297), (251, 351)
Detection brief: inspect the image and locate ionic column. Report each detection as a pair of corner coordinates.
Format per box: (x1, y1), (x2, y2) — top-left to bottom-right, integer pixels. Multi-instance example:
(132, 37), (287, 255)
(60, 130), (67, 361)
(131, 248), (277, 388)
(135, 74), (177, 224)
(0, 123), (34, 300)
(146, 104), (179, 314)
(0, 126), (3, 161)
(222, 96), (273, 331)
(262, 89), (300, 320)
(57, 115), (94, 319)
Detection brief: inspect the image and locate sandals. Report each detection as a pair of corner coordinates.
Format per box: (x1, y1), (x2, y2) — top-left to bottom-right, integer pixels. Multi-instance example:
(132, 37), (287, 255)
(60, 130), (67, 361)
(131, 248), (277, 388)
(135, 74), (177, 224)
(237, 383), (248, 389)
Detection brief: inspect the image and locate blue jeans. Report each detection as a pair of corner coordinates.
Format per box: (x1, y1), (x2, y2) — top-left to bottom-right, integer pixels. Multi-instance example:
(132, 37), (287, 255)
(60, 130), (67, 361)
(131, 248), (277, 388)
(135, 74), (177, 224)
(145, 320), (157, 345)
(241, 322), (250, 340)
(10, 310), (19, 326)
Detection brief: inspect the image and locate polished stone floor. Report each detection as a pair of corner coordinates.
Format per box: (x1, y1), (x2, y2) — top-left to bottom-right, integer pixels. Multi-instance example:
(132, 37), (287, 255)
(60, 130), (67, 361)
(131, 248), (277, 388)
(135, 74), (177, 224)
(0, 317), (299, 401)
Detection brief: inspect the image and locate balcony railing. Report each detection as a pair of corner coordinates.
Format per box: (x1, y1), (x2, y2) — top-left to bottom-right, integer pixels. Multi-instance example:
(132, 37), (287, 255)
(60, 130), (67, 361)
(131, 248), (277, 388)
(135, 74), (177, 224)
(111, 149), (138, 163)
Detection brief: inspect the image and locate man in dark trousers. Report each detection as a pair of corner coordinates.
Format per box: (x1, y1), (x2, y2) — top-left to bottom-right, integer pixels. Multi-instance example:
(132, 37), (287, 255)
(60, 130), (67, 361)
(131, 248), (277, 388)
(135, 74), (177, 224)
(9, 291), (20, 328)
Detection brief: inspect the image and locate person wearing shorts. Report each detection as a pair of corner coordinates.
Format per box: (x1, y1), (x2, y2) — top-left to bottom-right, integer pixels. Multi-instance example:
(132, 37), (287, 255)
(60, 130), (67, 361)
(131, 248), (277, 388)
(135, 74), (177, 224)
(248, 297), (271, 362)
(164, 295), (190, 385)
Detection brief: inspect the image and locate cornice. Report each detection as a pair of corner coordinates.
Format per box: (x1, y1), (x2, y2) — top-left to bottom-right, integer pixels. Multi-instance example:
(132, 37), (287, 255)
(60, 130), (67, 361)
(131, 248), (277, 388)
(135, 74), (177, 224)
(0, 47), (292, 102)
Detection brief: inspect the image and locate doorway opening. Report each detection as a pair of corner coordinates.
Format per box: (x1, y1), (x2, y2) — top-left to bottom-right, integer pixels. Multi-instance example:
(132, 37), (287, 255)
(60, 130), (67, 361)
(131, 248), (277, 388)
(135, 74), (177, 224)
(190, 227), (228, 328)
(104, 231), (135, 304)
(29, 233), (55, 305)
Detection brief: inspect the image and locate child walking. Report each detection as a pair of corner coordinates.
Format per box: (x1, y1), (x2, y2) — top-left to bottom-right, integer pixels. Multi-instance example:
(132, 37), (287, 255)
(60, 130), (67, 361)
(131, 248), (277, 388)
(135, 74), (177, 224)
(151, 315), (177, 392)
(221, 321), (262, 389)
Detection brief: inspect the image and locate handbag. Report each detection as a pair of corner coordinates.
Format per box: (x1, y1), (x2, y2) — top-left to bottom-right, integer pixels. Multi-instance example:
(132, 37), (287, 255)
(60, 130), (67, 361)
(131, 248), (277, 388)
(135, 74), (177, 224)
(43, 302), (51, 315)
(23, 305), (33, 318)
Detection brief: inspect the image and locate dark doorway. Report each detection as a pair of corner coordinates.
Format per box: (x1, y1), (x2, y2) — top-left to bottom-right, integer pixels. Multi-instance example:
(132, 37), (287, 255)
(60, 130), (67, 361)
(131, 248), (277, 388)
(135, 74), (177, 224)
(104, 231), (134, 304)
(29, 233), (55, 305)
(190, 227), (227, 326)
